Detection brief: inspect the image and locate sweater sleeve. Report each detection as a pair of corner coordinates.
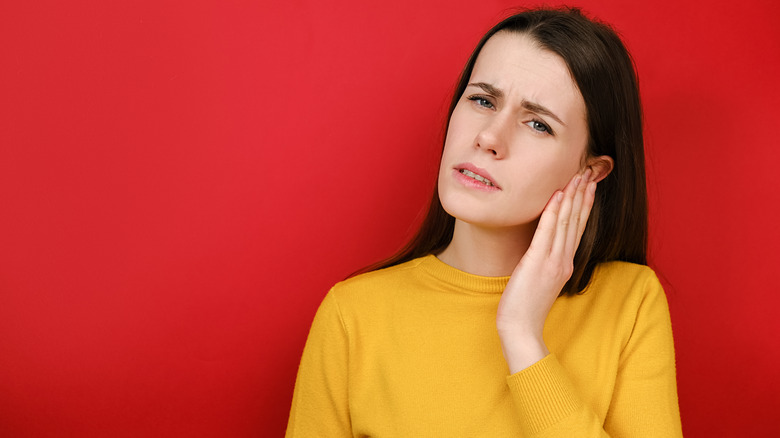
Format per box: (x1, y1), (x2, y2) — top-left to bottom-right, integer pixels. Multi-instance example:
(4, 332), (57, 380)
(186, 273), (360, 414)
(506, 271), (682, 437)
(286, 290), (352, 437)
(507, 354), (609, 437)
(602, 272), (683, 436)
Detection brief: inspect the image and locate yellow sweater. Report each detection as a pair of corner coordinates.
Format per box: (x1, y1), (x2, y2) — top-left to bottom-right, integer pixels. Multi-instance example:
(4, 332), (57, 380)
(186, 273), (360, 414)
(287, 255), (682, 437)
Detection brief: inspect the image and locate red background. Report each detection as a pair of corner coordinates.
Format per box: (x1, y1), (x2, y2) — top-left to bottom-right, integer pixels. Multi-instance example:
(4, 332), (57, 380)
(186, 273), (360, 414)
(1, 0), (778, 436)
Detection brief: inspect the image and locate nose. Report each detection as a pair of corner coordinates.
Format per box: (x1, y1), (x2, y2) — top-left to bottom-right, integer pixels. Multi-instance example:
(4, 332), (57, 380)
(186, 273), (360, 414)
(474, 113), (511, 159)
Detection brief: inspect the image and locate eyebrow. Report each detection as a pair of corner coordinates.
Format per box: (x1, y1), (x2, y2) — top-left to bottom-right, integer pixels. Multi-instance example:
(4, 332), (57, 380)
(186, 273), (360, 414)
(466, 82), (566, 126)
(468, 82), (504, 98)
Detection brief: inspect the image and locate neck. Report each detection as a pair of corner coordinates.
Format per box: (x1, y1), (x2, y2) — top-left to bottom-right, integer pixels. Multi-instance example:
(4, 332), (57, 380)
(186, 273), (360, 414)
(437, 219), (536, 277)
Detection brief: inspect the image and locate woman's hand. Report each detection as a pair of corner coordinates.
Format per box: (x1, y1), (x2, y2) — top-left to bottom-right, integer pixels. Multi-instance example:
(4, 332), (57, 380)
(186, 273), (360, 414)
(496, 169), (597, 374)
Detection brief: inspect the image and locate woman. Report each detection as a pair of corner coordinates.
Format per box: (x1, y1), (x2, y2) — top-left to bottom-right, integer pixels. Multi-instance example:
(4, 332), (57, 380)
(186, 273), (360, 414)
(287, 7), (682, 437)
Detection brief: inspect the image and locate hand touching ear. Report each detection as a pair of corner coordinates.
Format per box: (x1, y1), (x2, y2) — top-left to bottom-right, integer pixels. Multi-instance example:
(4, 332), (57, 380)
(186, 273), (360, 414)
(496, 168), (597, 374)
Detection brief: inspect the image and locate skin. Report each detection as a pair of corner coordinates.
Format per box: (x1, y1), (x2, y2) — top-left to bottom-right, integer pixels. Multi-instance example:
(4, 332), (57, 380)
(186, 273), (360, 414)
(436, 31), (614, 373)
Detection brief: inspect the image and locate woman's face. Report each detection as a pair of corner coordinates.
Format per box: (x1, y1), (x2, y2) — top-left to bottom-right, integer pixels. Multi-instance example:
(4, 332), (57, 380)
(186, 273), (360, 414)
(438, 31), (591, 229)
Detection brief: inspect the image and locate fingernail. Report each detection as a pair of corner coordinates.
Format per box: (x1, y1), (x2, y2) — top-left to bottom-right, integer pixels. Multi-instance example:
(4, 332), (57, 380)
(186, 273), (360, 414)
(556, 191), (563, 202)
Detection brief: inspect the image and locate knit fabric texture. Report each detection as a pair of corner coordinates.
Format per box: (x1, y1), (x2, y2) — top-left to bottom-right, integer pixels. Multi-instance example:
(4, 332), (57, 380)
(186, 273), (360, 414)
(287, 255), (682, 437)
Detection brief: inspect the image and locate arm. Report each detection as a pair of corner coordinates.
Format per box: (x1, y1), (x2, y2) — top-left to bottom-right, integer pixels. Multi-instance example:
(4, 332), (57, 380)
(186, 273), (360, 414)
(286, 291), (352, 437)
(503, 276), (682, 437)
(496, 169), (594, 373)
(496, 170), (682, 436)
(497, 169), (606, 436)
(603, 274), (682, 436)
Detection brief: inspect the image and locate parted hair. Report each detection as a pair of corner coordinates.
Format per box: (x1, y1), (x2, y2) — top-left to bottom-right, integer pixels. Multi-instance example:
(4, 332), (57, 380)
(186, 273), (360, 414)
(355, 7), (648, 296)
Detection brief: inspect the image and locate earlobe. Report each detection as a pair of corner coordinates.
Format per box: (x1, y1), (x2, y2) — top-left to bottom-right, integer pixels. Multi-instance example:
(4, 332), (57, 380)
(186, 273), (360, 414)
(586, 155), (614, 183)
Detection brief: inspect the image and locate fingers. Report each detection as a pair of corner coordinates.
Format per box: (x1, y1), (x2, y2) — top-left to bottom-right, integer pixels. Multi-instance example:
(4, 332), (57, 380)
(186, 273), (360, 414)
(530, 187), (562, 255)
(550, 169), (596, 260)
(574, 180), (597, 250)
(564, 168), (591, 258)
(550, 170), (579, 258)
(531, 169), (598, 260)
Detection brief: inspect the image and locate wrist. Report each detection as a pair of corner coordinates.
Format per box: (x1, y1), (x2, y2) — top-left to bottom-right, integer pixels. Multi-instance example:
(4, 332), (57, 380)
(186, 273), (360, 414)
(497, 328), (549, 374)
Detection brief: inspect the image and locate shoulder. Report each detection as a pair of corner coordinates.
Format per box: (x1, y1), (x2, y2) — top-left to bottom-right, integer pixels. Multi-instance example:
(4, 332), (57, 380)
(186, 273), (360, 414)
(575, 261), (668, 317)
(324, 257), (430, 310)
(551, 262), (675, 360)
(587, 261), (663, 298)
(580, 261), (670, 325)
(330, 257), (428, 296)
(591, 260), (658, 284)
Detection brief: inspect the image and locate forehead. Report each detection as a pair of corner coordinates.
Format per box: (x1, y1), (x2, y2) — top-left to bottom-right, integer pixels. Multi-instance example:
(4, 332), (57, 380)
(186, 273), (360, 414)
(470, 31), (584, 115)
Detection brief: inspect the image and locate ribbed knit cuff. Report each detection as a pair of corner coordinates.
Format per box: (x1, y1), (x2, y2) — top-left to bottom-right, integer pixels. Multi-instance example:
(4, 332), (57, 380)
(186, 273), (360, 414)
(506, 354), (583, 435)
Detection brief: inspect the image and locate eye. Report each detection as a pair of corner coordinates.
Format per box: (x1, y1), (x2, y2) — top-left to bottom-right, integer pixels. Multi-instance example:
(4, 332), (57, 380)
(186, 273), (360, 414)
(525, 119), (553, 135)
(466, 95), (494, 109)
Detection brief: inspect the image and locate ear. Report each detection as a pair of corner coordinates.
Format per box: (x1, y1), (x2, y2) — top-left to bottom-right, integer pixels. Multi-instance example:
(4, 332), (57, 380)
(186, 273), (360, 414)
(585, 155), (614, 183)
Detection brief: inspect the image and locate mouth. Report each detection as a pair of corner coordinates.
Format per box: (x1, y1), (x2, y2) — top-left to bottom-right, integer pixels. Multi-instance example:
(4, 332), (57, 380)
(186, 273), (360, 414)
(458, 168), (497, 187)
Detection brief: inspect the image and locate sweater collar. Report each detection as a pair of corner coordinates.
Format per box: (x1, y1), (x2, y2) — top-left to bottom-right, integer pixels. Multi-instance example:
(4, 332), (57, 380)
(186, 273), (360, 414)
(417, 254), (510, 294)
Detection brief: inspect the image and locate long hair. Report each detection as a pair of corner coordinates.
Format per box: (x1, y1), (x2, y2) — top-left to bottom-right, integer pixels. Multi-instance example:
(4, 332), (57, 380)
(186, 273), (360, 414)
(355, 7), (648, 296)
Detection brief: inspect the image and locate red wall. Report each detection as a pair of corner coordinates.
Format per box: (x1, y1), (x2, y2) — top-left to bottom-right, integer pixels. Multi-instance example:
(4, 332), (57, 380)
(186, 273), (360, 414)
(1, 0), (778, 436)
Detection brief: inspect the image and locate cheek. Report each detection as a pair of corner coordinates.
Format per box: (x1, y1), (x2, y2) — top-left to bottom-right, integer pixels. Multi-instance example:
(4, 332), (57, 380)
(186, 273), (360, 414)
(437, 145), (453, 190)
(437, 115), (467, 183)
(510, 154), (582, 210)
(442, 104), (472, 151)
(436, 148), (455, 205)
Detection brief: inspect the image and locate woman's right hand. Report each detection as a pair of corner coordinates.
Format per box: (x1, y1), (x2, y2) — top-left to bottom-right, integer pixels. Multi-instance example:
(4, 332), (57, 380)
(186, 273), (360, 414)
(496, 168), (597, 373)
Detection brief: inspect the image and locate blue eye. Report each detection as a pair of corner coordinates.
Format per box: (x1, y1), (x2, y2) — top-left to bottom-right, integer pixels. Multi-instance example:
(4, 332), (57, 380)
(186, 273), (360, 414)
(466, 95), (494, 109)
(526, 120), (553, 135)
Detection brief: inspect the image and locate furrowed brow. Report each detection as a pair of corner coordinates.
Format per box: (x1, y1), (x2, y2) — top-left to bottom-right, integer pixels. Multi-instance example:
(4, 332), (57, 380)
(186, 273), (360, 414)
(467, 82), (504, 98)
(522, 100), (566, 126)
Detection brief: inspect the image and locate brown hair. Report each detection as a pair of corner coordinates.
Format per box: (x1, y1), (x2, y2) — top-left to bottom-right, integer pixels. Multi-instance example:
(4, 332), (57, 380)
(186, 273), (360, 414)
(355, 7), (648, 296)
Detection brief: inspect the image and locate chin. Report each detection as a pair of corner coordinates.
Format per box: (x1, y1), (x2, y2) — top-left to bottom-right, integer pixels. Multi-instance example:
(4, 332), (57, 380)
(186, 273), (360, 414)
(441, 200), (540, 230)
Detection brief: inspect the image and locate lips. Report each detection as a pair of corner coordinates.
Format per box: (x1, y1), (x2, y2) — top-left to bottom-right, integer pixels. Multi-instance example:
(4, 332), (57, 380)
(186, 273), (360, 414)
(454, 163), (500, 189)
(459, 169), (495, 186)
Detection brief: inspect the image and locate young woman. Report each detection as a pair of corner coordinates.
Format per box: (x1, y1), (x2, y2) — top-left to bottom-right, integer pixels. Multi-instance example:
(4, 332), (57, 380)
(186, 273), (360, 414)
(287, 7), (682, 437)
